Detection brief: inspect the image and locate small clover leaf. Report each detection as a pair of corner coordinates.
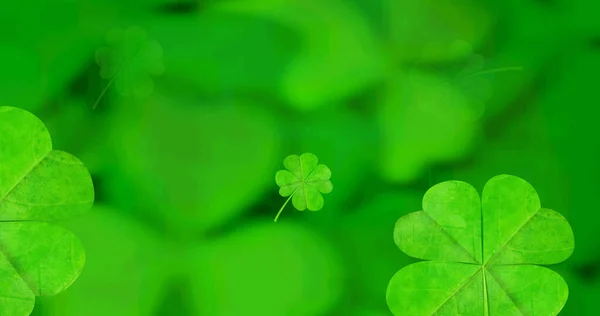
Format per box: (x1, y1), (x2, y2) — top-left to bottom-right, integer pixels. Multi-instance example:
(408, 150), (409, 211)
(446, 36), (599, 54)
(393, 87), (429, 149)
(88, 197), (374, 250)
(93, 26), (164, 109)
(386, 174), (574, 316)
(274, 153), (332, 221)
(0, 106), (95, 315)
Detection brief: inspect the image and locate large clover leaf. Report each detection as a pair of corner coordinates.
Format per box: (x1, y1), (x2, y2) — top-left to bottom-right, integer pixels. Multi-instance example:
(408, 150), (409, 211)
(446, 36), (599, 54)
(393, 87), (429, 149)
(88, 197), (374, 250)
(0, 106), (94, 315)
(274, 153), (332, 221)
(386, 174), (574, 315)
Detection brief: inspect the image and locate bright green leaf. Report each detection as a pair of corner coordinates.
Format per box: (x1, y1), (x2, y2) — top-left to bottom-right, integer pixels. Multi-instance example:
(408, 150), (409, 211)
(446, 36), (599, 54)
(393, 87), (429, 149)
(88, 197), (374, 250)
(0, 106), (94, 315)
(94, 26), (164, 107)
(387, 174), (574, 315)
(274, 153), (332, 221)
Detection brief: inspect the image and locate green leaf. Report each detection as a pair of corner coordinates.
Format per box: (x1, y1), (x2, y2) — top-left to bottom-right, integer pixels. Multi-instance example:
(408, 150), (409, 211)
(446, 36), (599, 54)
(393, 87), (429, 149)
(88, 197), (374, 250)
(377, 70), (479, 183)
(187, 221), (343, 316)
(213, 0), (385, 111)
(387, 174), (574, 315)
(94, 26), (164, 107)
(274, 153), (332, 221)
(0, 106), (94, 315)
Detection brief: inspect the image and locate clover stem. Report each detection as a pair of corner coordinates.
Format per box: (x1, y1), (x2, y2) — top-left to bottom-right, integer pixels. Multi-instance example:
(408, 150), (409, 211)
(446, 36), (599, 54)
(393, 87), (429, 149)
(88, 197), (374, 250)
(92, 47), (142, 110)
(92, 69), (122, 110)
(482, 266), (490, 316)
(464, 66), (523, 78)
(274, 192), (295, 222)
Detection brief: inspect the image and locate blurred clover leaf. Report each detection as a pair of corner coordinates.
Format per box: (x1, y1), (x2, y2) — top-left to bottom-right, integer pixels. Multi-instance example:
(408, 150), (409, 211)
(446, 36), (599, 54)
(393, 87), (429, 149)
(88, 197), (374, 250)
(378, 44), (523, 183)
(212, 0), (385, 111)
(386, 174), (574, 315)
(275, 153), (332, 221)
(103, 93), (281, 237)
(0, 106), (94, 315)
(94, 26), (164, 108)
(377, 70), (479, 183)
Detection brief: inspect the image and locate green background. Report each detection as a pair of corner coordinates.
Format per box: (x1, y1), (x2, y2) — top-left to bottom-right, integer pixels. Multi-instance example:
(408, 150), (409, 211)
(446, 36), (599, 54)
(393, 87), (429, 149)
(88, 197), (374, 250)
(2, 0), (598, 315)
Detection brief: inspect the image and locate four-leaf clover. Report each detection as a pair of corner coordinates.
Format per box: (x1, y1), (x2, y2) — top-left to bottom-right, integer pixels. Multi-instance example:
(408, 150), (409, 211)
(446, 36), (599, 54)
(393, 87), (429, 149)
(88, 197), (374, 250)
(274, 153), (332, 221)
(93, 26), (164, 108)
(386, 174), (574, 315)
(0, 106), (94, 315)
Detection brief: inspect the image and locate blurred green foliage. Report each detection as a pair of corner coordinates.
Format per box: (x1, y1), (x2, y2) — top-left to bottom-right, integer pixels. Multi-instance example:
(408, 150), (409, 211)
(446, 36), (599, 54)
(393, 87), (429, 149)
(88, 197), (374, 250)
(1, 0), (597, 314)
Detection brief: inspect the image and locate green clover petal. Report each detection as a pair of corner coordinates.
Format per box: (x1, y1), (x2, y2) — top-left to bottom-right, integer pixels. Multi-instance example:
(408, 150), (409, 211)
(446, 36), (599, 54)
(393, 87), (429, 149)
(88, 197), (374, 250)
(0, 106), (94, 314)
(394, 180), (482, 263)
(482, 175), (574, 265)
(387, 174), (574, 316)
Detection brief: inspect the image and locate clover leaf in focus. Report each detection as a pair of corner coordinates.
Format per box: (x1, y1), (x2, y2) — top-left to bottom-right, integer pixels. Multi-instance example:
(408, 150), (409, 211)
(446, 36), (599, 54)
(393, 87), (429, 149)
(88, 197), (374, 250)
(274, 153), (332, 221)
(386, 174), (574, 315)
(0, 106), (94, 315)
